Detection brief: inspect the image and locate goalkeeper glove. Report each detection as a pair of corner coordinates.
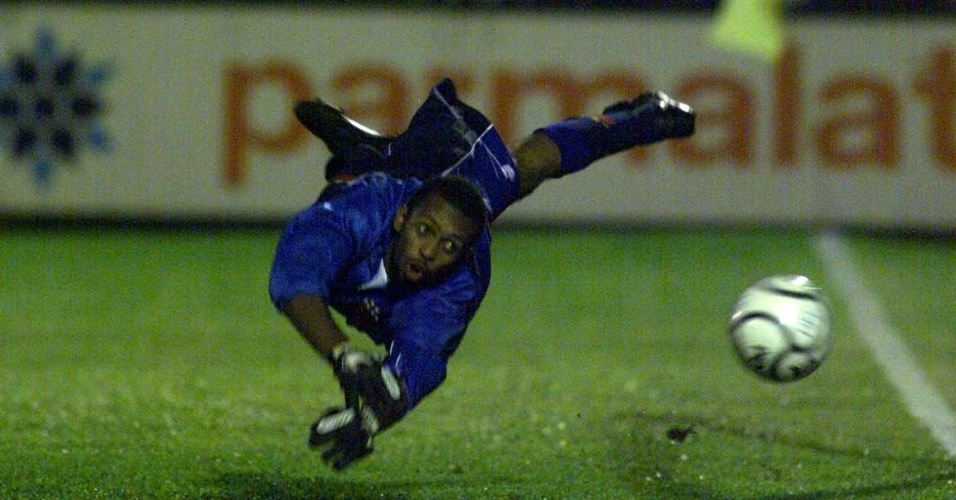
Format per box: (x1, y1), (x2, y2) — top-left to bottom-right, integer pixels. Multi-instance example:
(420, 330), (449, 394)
(329, 343), (408, 432)
(308, 406), (376, 471)
(329, 343), (374, 408)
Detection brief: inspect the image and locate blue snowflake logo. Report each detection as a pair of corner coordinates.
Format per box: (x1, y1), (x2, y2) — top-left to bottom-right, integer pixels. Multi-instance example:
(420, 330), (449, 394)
(0, 28), (111, 189)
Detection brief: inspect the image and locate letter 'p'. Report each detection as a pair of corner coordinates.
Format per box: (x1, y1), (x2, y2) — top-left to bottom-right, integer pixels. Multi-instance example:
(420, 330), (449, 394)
(224, 61), (311, 187)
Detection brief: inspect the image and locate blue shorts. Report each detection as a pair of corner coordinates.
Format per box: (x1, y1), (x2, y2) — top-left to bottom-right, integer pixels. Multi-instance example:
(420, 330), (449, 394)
(382, 78), (520, 221)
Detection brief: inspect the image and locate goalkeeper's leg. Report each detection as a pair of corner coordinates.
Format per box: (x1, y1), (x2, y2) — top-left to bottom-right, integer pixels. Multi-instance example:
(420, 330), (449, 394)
(294, 99), (393, 183)
(294, 98), (392, 158)
(298, 78), (494, 183)
(514, 91), (695, 198)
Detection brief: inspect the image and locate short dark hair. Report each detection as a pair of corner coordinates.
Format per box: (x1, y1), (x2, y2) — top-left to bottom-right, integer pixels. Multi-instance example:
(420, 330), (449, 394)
(405, 175), (488, 235)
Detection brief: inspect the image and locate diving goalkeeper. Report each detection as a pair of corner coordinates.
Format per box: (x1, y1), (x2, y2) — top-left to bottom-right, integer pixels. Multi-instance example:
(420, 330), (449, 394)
(269, 78), (695, 470)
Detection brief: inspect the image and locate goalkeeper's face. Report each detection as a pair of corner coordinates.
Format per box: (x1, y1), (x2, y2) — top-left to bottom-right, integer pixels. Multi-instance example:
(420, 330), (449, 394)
(387, 193), (481, 288)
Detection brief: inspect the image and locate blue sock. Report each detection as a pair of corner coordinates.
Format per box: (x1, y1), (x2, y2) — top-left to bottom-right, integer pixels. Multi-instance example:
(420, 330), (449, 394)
(535, 102), (665, 175)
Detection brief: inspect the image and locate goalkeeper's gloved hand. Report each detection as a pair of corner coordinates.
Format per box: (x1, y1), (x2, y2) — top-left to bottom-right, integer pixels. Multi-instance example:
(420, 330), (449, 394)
(329, 343), (375, 409)
(308, 406), (376, 471)
(316, 343), (408, 470)
(329, 343), (408, 432)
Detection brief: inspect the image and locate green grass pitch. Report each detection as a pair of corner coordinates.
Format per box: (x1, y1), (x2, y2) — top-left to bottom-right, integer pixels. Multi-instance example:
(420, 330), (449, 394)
(1, 227), (953, 499)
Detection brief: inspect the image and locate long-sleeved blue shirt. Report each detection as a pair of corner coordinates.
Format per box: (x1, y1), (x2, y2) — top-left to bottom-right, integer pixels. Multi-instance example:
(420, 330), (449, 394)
(269, 173), (493, 411)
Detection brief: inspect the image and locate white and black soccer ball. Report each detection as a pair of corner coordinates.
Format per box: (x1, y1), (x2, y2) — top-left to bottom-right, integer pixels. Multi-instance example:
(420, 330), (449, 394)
(728, 275), (833, 383)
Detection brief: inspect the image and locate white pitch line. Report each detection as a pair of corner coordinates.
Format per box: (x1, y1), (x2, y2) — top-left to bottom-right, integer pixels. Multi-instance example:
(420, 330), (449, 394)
(816, 231), (956, 457)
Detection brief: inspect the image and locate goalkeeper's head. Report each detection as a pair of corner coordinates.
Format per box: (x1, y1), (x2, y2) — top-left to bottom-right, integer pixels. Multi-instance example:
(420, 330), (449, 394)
(387, 176), (488, 287)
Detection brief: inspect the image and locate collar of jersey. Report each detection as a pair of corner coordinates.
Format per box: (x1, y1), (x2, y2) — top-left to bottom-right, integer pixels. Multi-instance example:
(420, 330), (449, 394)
(359, 259), (389, 291)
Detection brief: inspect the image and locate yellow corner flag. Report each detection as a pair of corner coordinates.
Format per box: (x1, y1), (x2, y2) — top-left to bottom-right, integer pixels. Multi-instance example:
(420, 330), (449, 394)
(712, 0), (786, 62)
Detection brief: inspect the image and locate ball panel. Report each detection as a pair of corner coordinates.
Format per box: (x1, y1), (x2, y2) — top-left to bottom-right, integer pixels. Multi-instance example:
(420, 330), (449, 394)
(781, 298), (830, 351)
(753, 275), (824, 301)
(730, 316), (788, 379)
(772, 351), (821, 382)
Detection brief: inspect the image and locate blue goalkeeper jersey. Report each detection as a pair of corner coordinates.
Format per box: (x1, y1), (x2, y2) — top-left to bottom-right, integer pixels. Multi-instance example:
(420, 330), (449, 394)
(271, 77), (518, 413)
(269, 173), (493, 411)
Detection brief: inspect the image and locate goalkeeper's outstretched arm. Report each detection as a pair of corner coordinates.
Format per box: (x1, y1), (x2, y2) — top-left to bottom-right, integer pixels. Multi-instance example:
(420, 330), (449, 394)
(280, 295), (349, 363)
